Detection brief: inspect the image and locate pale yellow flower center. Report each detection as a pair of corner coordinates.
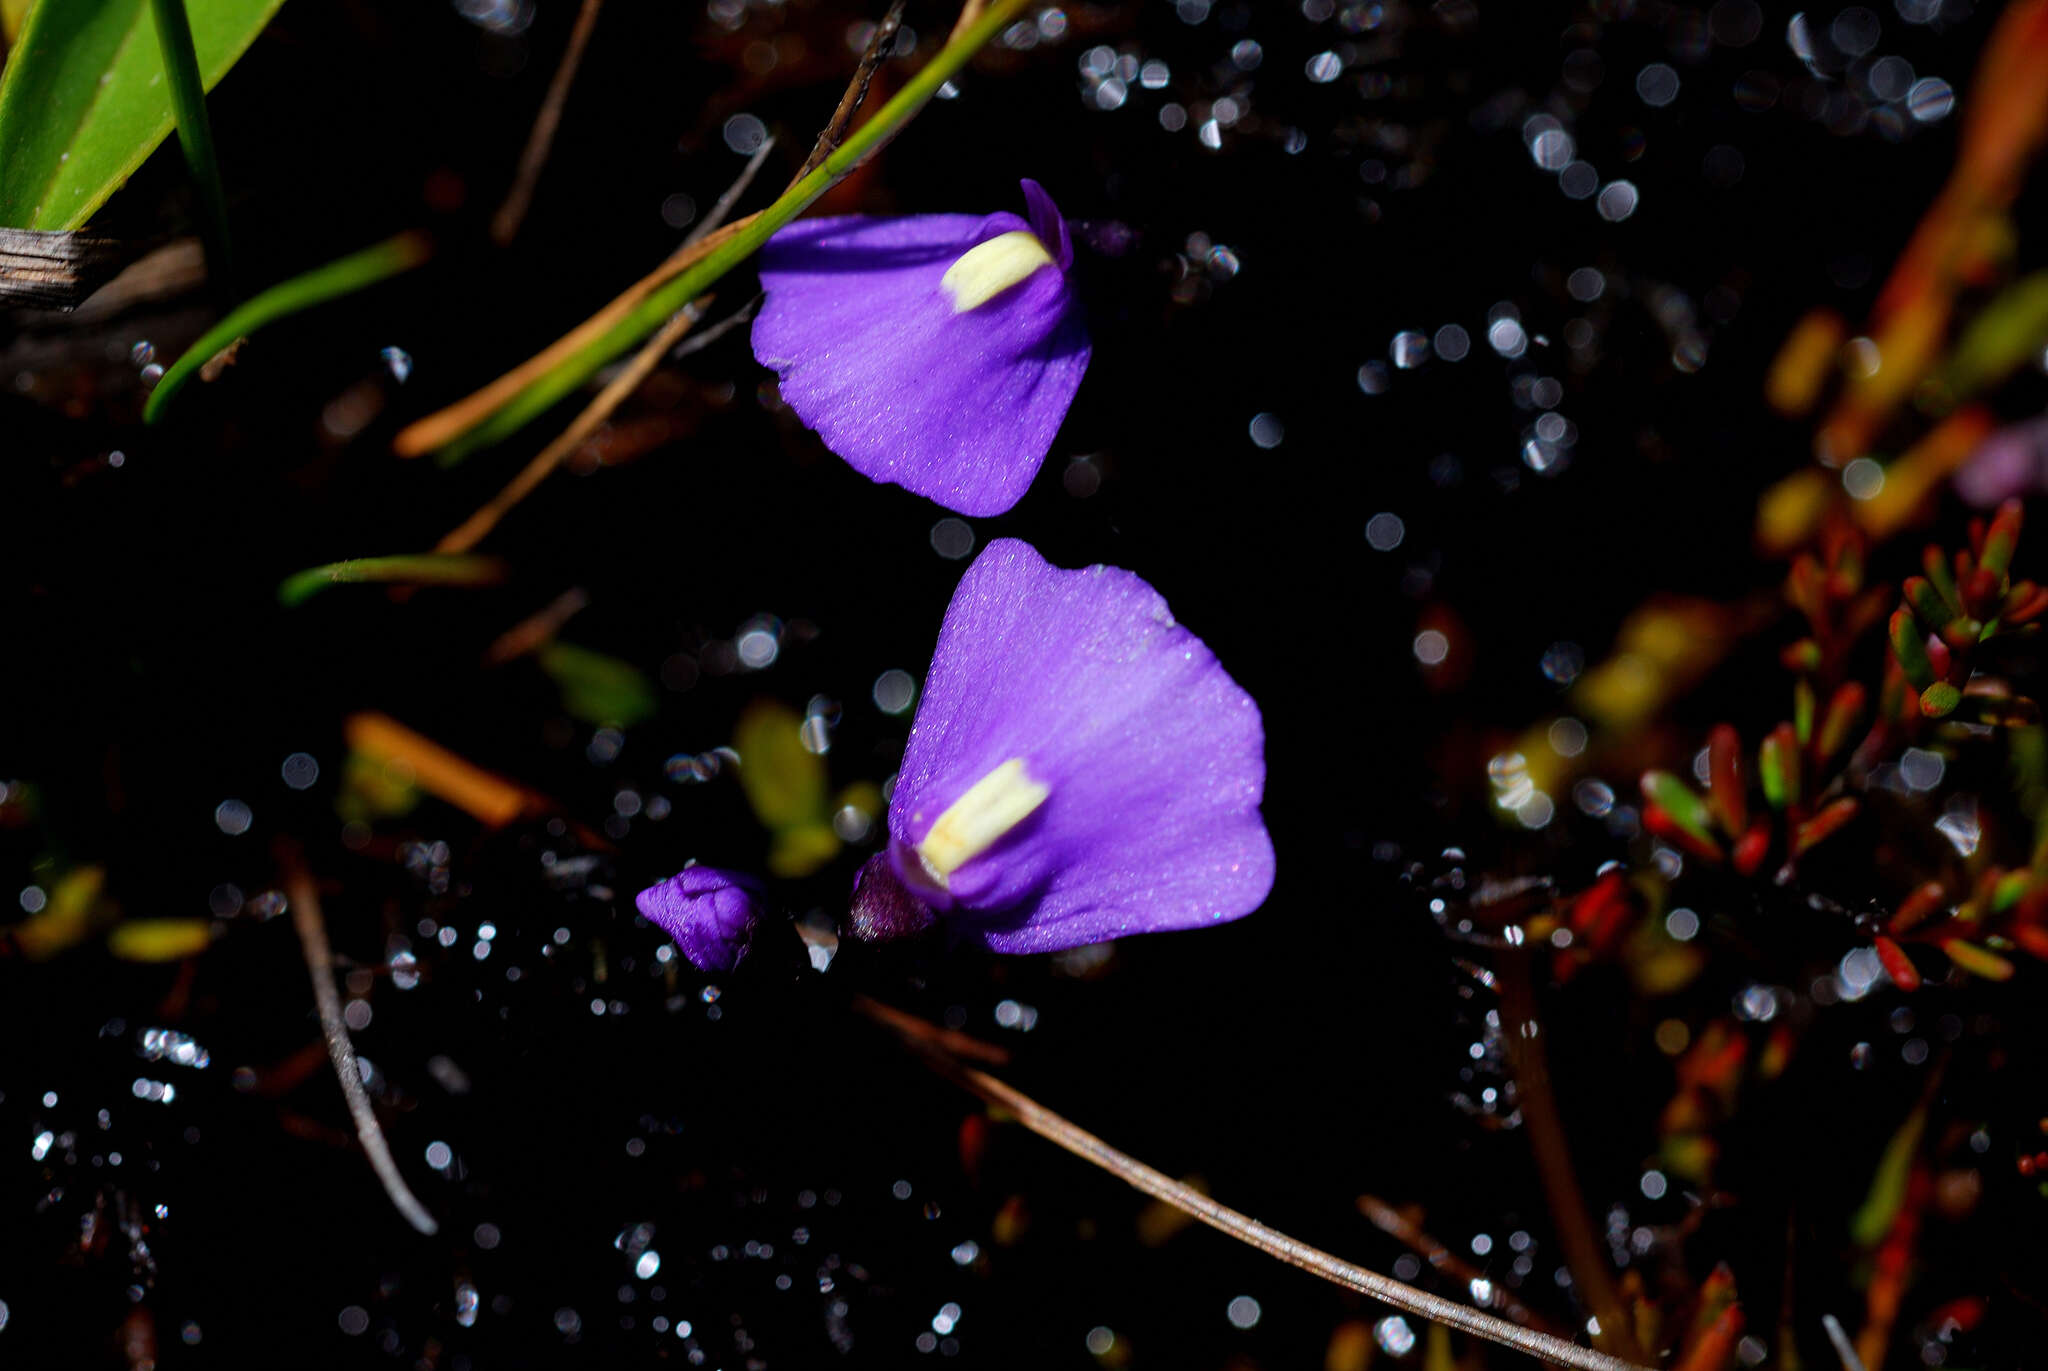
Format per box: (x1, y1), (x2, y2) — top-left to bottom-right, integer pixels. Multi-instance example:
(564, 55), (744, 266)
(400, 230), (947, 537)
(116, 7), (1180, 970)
(914, 758), (1050, 887)
(940, 231), (1055, 313)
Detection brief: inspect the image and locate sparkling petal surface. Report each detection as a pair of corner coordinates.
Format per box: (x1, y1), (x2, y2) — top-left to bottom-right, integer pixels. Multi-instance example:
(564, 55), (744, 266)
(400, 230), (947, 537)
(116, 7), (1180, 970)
(887, 538), (1274, 953)
(751, 182), (1090, 517)
(634, 866), (764, 972)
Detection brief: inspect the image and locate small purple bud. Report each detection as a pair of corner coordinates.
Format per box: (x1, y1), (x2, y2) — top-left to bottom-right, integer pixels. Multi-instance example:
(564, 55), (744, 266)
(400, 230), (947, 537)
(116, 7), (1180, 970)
(634, 866), (763, 973)
(843, 853), (938, 944)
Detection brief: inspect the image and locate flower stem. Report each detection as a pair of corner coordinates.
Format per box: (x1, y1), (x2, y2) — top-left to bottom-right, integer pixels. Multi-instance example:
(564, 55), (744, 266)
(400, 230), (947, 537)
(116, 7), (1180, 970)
(429, 0), (1035, 462)
(147, 0), (233, 293)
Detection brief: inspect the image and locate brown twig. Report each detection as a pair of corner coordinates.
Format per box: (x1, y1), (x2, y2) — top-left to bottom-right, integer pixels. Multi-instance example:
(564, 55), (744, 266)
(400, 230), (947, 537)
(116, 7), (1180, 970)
(1496, 948), (1646, 1364)
(793, 0), (907, 182)
(856, 999), (1650, 1371)
(433, 0), (901, 550)
(491, 0), (606, 245)
(1357, 1194), (1567, 1335)
(850, 993), (1013, 1065)
(695, 136), (778, 244)
(434, 297), (709, 553)
(484, 587), (591, 666)
(388, 215), (755, 457)
(283, 854), (439, 1236)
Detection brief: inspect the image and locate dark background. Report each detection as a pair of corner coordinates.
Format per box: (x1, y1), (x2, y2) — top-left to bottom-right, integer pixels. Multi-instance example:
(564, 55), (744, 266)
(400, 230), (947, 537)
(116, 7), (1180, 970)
(1, 0), (2037, 1365)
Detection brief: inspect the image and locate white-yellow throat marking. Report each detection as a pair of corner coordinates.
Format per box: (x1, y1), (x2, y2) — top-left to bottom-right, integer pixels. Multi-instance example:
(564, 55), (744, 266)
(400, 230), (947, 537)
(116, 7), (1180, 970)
(915, 759), (1050, 886)
(940, 231), (1055, 313)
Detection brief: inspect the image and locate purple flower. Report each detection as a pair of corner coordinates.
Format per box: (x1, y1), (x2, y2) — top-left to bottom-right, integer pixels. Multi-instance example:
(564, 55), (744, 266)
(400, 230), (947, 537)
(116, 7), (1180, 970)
(853, 538), (1274, 954)
(752, 180), (1090, 517)
(635, 866), (764, 973)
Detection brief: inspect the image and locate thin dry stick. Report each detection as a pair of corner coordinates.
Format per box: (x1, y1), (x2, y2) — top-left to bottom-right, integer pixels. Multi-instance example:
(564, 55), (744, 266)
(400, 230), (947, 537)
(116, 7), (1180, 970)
(396, 0), (917, 460)
(1357, 1194), (1565, 1336)
(669, 296), (758, 360)
(484, 587), (591, 666)
(433, 0), (905, 549)
(389, 215), (754, 457)
(792, 0), (907, 181)
(851, 993), (1013, 1066)
(435, 298), (707, 553)
(693, 136), (778, 244)
(492, 0), (606, 245)
(1495, 949), (1645, 1364)
(1822, 1314), (1869, 1371)
(859, 1003), (1647, 1371)
(433, 132), (777, 542)
(284, 858), (439, 1235)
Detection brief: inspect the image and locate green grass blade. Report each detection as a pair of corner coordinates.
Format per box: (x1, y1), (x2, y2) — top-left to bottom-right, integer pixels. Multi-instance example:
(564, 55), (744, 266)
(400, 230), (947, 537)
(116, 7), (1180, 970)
(0, 0), (285, 232)
(276, 553), (506, 607)
(146, 0), (232, 286)
(144, 229), (431, 422)
(430, 0), (1032, 462)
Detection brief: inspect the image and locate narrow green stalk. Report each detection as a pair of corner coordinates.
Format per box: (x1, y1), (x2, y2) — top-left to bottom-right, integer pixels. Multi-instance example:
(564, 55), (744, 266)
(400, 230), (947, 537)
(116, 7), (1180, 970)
(148, 0), (234, 292)
(277, 553), (506, 607)
(434, 0), (1033, 463)
(145, 230), (433, 423)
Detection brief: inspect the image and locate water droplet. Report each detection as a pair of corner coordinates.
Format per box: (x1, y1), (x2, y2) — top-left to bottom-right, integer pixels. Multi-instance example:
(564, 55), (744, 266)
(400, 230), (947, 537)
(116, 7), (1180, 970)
(1530, 128), (1576, 170)
(129, 341), (155, 366)
(1906, 75), (1953, 122)
(1306, 51), (1342, 82)
(1375, 1316), (1416, 1356)
(1636, 63), (1680, 107)
(139, 363), (164, 389)
(1832, 6), (1881, 55)
(930, 518), (975, 560)
(1596, 180), (1640, 221)
(1559, 161), (1599, 199)
(379, 347), (413, 384)
(873, 669), (917, 715)
(213, 799), (252, 836)
(723, 114), (768, 155)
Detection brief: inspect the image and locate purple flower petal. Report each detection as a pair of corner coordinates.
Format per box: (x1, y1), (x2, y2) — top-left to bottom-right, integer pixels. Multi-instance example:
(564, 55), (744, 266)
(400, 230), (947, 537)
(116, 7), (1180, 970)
(881, 538), (1274, 953)
(752, 181), (1090, 517)
(635, 866), (764, 972)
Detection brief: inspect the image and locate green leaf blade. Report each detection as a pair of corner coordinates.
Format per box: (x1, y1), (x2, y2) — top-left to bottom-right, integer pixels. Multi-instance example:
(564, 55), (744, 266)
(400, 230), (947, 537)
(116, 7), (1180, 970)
(0, 0), (285, 231)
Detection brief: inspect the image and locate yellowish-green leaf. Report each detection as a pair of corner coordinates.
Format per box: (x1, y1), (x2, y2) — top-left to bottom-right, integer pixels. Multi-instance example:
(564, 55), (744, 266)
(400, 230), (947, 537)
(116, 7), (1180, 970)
(107, 917), (212, 961)
(537, 640), (657, 729)
(3, 0), (38, 43)
(14, 864), (108, 959)
(1850, 1100), (1927, 1247)
(769, 821), (841, 879)
(735, 699), (828, 835)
